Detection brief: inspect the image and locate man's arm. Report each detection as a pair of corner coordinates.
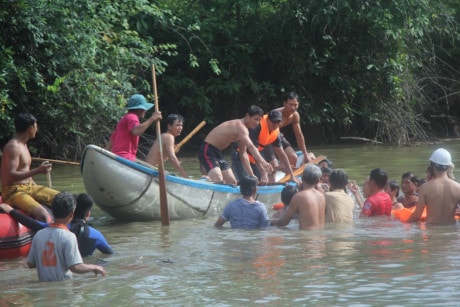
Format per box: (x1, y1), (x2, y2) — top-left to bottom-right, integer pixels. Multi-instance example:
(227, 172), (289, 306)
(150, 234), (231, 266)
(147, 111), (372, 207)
(0, 203), (47, 231)
(70, 263), (107, 276)
(240, 136), (273, 174)
(163, 134), (188, 178)
(214, 216), (226, 227)
(406, 188), (426, 223)
(271, 195), (299, 226)
(131, 111), (162, 136)
(291, 112), (311, 163)
(2, 143), (49, 183)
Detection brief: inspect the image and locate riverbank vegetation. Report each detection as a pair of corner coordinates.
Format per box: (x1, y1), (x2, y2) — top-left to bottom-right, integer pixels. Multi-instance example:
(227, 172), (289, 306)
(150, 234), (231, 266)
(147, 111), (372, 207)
(1, 0), (459, 160)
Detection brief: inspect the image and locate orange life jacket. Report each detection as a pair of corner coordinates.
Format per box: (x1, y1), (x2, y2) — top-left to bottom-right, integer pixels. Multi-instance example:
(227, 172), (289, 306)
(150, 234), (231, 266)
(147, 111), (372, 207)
(248, 114), (279, 164)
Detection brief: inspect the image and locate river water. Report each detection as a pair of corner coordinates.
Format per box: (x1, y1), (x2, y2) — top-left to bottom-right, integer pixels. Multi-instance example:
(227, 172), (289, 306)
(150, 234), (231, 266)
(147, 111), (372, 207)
(1, 141), (460, 306)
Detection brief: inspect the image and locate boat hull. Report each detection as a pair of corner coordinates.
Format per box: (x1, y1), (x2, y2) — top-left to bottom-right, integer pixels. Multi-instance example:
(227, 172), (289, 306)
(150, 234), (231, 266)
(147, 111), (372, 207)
(81, 145), (291, 221)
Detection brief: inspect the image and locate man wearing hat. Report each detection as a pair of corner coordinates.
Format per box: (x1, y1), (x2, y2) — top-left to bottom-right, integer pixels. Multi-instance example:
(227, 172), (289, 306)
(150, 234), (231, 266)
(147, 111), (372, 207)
(107, 94), (162, 161)
(232, 109), (298, 184)
(407, 148), (460, 225)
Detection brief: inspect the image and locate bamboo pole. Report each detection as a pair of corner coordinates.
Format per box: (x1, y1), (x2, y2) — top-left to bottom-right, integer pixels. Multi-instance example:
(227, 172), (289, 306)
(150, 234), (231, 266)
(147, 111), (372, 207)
(174, 120), (206, 153)
(152, 64), (169, 226)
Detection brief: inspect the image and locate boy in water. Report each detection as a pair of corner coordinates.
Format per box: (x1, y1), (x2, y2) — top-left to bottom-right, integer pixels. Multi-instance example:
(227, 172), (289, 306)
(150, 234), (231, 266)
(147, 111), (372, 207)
(27, 192), (106, 282)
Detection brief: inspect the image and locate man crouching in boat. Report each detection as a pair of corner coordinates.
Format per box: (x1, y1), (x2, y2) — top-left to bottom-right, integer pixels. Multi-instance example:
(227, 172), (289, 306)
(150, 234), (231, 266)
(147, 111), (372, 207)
(197, 105), (273, 185)
(214, 175), (270, 229)
(1, 113), (59, 222)
(146, 114), (189, 178)
(271, 164), (325, 230)
(407, 148), (460, 225)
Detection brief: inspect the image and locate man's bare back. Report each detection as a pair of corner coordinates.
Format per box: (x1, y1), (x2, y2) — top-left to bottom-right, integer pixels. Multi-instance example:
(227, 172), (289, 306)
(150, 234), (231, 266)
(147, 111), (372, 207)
(291, 188), (325, 230)
(204, 119), (249, 150)
(418, 176), (460, 225)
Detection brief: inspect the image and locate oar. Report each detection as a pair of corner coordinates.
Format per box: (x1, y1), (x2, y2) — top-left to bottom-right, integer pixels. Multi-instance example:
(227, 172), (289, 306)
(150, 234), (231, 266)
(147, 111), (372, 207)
(152, 64), (169, 226)
(32, 157), (80, 165)
(277, 155), (328, 183)
(174, 120), (206, 153)
(46, 172), (52, 188)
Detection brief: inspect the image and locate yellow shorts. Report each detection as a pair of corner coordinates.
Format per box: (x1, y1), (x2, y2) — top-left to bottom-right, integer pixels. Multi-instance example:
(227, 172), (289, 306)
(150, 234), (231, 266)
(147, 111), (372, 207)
(2, 183), (59, 215)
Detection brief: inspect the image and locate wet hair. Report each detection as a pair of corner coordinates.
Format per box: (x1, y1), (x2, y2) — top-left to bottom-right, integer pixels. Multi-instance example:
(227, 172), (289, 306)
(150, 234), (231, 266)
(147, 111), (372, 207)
(166, 114), (184, 126)
(387, 180), (400, 197)
(431, 161), (450, 172)
(247, 105), (264, 117)
(370, 168), (388, 188)
(282, 91), (298, 102)
(281, 185), (298, 206)
(14, 113), (37, 133)
(52, 192), (76, 218)
(239, 175), (258, 196)
(401, 172), (418, 184)
(329, 169), (348, 190)
(73, 193), (94, 219)
(302, 164), (322, 185)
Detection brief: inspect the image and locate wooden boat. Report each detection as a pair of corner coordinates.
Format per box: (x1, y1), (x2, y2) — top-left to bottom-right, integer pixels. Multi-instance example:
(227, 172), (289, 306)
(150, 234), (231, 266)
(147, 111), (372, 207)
(0, 197), (34, 259)
(81, 145), (295, 221)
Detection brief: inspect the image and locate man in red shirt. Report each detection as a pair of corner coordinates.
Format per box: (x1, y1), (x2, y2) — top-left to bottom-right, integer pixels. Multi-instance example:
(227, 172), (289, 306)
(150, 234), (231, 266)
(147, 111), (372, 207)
(360, 168), (392, 217)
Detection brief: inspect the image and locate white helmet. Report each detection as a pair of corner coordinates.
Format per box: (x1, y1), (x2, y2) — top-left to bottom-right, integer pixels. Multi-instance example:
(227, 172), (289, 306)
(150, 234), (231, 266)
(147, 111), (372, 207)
(429, 148), (452, 166)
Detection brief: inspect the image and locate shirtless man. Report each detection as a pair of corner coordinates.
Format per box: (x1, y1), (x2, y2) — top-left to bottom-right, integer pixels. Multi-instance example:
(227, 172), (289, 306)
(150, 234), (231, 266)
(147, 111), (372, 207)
(271, 164), (325, 230)
(146, 114), (188, 178)
(407, 148), (460, 225)
(198, 105), (273, 185)
(1, 113), (59, 221)
(266, 92), (315, 168)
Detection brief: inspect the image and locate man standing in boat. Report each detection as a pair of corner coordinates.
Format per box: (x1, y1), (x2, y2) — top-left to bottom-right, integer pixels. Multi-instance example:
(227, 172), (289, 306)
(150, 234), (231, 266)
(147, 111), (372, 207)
(271, 164), (325, 230)
(107, 94), (162, 161)
(146, 114), (189, 178)
(231, 109), (298, 184)
(266, 92), (316, 169)
(198, 105), (273, 185)
(407, 148), (460, 225)
(1, 113), (59, 222)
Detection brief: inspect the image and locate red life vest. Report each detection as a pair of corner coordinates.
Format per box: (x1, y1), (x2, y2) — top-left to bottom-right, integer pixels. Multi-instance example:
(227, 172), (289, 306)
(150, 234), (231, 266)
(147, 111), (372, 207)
(248, 114), (279, 164)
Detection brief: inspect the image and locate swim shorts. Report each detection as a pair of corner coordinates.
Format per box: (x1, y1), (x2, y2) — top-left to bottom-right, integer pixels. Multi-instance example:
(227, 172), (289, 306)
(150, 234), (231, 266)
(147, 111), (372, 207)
(198, 142), (231, 173)
(2, 183), (59, 215)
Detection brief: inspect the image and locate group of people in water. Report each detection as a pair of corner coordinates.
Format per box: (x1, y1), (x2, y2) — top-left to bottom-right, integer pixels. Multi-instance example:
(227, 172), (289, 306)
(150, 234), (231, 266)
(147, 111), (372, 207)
(1, 92), (460, 282)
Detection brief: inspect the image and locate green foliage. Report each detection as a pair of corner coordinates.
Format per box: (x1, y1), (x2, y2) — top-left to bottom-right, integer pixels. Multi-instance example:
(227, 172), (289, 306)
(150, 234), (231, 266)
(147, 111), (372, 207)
(1, 0), (459, 158)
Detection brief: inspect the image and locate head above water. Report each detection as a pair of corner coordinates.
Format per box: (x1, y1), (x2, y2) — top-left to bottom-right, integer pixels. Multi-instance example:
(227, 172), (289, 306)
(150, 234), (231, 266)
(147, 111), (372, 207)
(302, 164), (322, 185)
(369, 168), (387, 189)
(74, 193), (94, 219)
(125, 94), (154, 110)
(429, 148), (452, 171)
(281, 185), (298, 206)
(329, 169), (348, 190)
(239, 175), (258, 196)
(52, 191), (76, 219)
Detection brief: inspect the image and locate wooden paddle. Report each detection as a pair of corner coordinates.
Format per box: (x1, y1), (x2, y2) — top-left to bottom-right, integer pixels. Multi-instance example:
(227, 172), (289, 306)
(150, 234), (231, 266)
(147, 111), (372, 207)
(277, 155), (328, 183)
(32, 157), (80, 165)
(152, 64), (169, 226)
(174, 120), (206, 153)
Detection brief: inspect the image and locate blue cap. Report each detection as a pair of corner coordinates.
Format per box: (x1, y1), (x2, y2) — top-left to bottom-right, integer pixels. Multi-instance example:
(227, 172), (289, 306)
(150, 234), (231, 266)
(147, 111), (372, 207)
(125, 94), (154, 110)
